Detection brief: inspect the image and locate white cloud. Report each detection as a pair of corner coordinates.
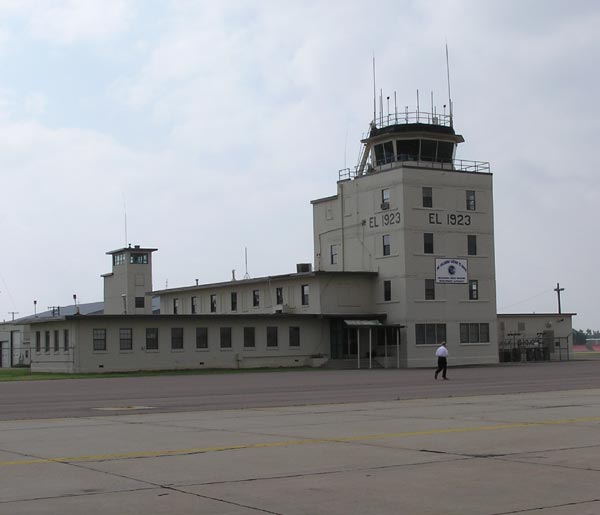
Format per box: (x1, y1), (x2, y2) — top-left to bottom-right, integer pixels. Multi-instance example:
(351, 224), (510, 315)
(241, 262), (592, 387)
(13, 0), (135, 44)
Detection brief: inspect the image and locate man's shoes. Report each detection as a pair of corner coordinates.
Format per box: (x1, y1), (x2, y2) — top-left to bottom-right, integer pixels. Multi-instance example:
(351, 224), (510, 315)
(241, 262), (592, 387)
(443, 377), (449, 380)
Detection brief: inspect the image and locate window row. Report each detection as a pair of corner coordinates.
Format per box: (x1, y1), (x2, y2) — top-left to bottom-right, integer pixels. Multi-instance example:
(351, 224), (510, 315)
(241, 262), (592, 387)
(35, 329), (69, 353)
(380, 234), (479, 257)
(112, 252), (149, 266)
(382, 279), (480, 301)
(415, 322), (490, 345)
(171, 285), (310, 314)
(373, 138), (454, 166)
(92, 326), (302, 352)
(380, 187), (477, 211)
(424, 233), (477, 256)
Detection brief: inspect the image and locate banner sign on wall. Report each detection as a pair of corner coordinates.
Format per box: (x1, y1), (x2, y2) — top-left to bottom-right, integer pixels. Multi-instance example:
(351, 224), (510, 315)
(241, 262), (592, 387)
(435, 258), (468, 284)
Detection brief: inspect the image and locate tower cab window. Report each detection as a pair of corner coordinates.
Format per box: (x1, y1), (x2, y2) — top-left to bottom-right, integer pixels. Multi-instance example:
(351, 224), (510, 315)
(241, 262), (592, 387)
(374, 141), (394, 165)
(113, 253), (126, 266)
(130, 253), (148, 264)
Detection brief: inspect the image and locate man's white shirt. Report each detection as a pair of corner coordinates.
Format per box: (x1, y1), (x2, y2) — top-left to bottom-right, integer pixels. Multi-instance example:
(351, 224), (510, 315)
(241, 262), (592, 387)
(435, 346), (448, 357)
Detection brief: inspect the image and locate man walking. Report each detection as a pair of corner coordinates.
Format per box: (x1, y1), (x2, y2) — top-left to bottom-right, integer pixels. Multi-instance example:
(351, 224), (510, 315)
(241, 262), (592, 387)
(434, 341), (449, 380)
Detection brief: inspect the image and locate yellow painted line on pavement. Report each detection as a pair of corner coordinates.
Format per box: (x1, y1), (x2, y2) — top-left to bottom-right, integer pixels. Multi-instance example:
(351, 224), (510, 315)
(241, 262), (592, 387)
(2, 415), (599, 468)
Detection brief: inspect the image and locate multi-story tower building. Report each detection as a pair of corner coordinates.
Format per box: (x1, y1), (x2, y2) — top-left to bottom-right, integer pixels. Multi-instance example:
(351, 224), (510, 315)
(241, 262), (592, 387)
(102, 245), (157, 315)
(312, 109), (498, 367)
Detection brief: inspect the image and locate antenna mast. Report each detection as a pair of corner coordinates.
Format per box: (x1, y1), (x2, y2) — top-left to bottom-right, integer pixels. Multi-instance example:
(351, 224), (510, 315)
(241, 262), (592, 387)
(445, 41), (453, 127)
(123, 194), (128, 246)
(244, 247), (250, 279)
(372, 54), (376, 124)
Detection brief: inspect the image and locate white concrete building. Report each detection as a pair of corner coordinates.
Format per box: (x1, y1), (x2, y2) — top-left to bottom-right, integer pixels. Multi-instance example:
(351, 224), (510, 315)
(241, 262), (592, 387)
(19, 104), (573, 373)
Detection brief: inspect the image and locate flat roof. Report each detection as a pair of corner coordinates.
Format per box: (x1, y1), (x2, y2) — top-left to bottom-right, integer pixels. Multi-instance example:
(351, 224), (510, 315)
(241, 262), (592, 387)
(106, 246), (158, 255)
(152, 271), (378, 295)
(498, 313), (576, 318)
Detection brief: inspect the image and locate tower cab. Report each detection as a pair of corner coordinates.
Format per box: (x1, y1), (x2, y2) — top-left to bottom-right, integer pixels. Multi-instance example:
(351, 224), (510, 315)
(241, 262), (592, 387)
(357, 110), (465, 176)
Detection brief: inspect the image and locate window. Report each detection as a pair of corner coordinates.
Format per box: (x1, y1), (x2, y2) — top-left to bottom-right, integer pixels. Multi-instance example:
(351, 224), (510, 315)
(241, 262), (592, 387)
(64, 330), (69, 351)
(466, 190), (476, 211)
(244, 327), (255, 348)
(35, 331), (41, 352)
(289, 326), (300, 347)
(518, 321), (526, 332)
(267, 326), (278, 347)
(130, 253), (148, 264)
(253, 290), (260, 307)
(460, 323), (490, 343)
(120, 328), (133, 351)
(424, 233), (434, 254)
(173, 298), (179, 315)
(381, 188), (390, 204)
(422, 187), (433, 208)
(330, 244), (339, 265)
(113, 253), (126, 266)
(276, 287), (284, 305)
(191, 296), (197, 314)
(384, 280), (391, 301)
(171, 327), (184, 350)
(231, 292), (237, 312)
(425, 279), (435, 300)
(210, 294), (217, 313)
(146, 328), (159, 350)
(93, 329), (106, 351)
(469, 280), (479, 300)
(383, 234), (391, 256)
(301, 285), (309, 306)
(220, 327), (232, 349)
(416, 323), (446, 345)
(196, 327), (208, 349)
(45, 331), (50, 352)
(54, 330), (59, 352)
(374, 141), (395, 165)
(135, 296), (145, 309)
(467, 235), (477, 256)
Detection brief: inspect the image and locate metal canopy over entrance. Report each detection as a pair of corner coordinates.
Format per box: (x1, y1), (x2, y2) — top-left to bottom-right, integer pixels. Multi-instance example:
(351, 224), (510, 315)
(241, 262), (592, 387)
(343, 320), (404, 369)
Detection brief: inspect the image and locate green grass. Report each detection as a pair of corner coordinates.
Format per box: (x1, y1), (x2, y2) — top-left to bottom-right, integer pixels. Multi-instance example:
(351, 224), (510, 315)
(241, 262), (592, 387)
(0, 366), (315, 382)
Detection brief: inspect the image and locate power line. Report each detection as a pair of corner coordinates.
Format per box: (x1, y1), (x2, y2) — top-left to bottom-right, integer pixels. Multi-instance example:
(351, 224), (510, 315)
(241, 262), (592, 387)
(499, 289), (553, 311)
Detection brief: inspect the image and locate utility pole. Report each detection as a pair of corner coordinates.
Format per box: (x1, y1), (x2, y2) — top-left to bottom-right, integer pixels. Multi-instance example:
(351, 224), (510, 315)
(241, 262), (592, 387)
(554, 282), (564, 314)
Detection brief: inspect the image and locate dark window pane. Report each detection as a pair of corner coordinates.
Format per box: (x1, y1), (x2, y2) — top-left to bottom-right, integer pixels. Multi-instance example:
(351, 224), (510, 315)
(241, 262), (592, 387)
(460, 323), (469, 343)
(469, 323), (480, 343)
(422, 187), (432, 208)
(267, 326), (278, 347)
(289, 327), (300, 347)
(220, 327), (232, 349)
(196, 327), (208, 349)
(146, 328), (159, 350)
(244, 327), (255, 348)
(171, 327), (184, 349)
(416, 324), (426, 345)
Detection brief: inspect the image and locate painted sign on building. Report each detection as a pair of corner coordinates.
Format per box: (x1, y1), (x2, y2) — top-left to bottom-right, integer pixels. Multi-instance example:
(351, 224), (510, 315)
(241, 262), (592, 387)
(435, 258), (468, 284)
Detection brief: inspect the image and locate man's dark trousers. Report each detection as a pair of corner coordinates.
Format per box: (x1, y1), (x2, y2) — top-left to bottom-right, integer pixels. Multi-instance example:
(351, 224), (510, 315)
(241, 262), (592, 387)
(435, 357), (447, 379)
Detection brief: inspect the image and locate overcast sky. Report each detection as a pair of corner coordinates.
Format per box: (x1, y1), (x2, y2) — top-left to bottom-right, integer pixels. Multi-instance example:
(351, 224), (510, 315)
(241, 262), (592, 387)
(0, 1), (597, 330)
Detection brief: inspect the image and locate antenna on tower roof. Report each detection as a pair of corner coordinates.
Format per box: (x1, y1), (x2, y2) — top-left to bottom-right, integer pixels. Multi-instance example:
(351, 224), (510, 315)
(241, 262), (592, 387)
(445, 40), (453, 127)
(372, 54), (376, 124)
(244, 247), (250, 279)
(123, 194), (128, 247)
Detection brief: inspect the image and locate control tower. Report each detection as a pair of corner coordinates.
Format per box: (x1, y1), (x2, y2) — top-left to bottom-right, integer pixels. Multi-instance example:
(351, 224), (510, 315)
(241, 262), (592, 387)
(102, 245), (157, 315)
(312, 102), (498, 367)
